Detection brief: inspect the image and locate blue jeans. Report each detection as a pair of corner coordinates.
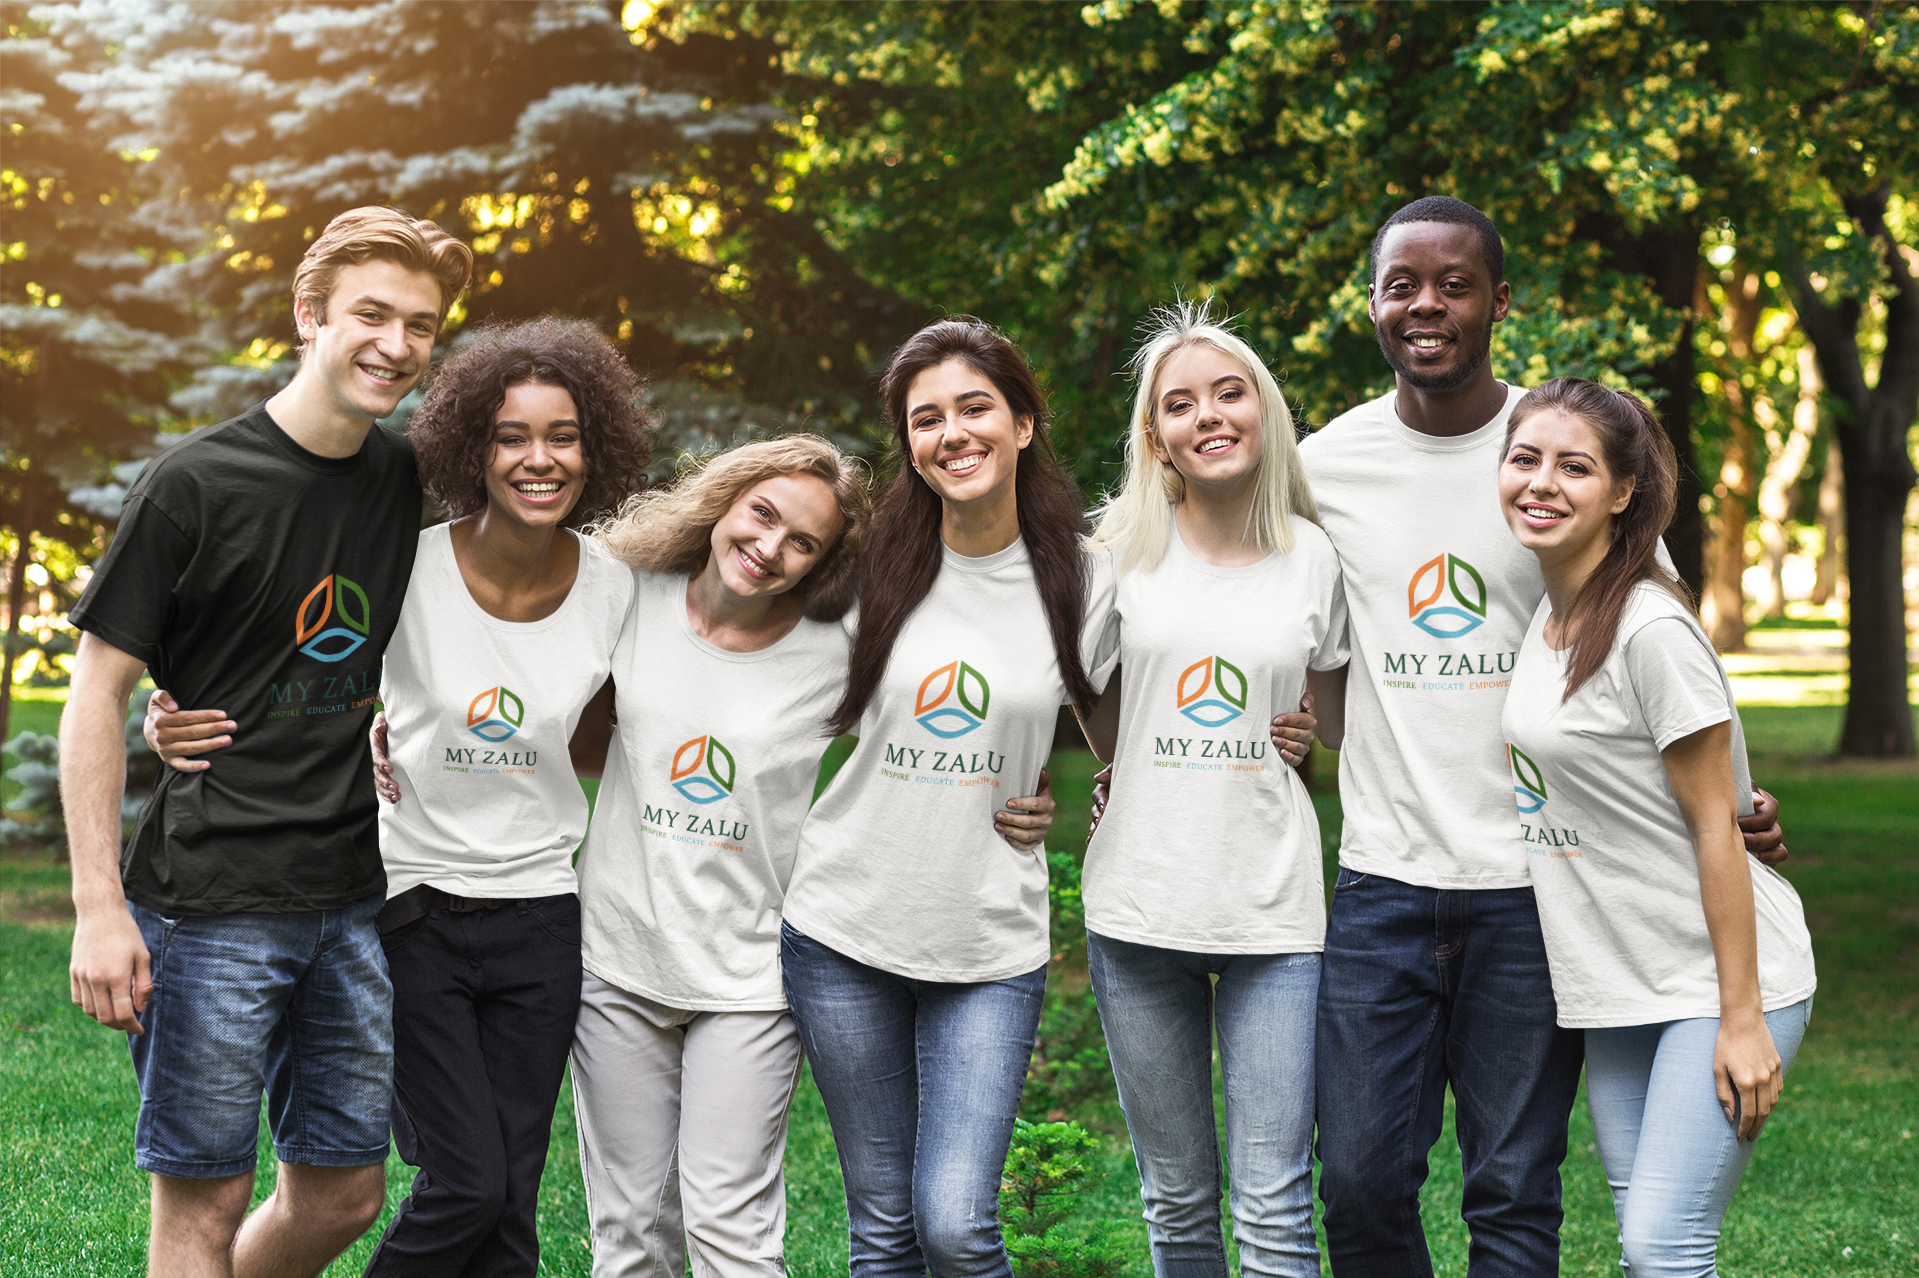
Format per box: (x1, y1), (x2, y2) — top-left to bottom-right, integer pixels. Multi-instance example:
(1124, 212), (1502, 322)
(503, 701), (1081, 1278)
(126, 895), (393, 1178)
(1315, 870), (1582, 1278)
(1087, 932), (1320, 1278)
(780, 922), (1046, 1278)
(1585, 999), (1812, 1277)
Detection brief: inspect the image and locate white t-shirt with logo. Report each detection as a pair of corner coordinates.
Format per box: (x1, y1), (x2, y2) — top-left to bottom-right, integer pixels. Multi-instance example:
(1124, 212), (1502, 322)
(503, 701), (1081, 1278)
(1501, 584), (1816, 1027)
(782, 539), (1117, 983)
(1082, 518), (1347, 953)
(577, 571), (849, 1012)
(1301, 385), (1547, 888)
(378, 523), (632, 900)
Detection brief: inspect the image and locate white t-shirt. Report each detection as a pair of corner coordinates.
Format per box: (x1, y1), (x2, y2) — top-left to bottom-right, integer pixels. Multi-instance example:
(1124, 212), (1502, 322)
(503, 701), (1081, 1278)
(782, 539), (1117, 983)
(1501, 584), (1816, 1027)
(577, 571), (849, 1011)
(378, 523), (631, 900)
(1082, 518), (1347, 953)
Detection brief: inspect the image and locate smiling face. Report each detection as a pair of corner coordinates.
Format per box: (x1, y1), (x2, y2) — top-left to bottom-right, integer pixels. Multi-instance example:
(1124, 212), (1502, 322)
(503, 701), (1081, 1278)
(905, 358), (1034, 511)
(1370, 221), (1510, 394)
(1500, 407), (1634, 562)
(708, 472), (845, 600)
(484, 382), (585, 530)
(1150, 342), (1264, 492)
(295, 258), (444, 422)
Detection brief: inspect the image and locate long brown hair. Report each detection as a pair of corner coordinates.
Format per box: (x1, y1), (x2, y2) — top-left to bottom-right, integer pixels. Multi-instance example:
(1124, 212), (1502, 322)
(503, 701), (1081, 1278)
(828, 317), (1096, 735)
(590, 435), (871, 621)
(1504, 377), (1687, 700)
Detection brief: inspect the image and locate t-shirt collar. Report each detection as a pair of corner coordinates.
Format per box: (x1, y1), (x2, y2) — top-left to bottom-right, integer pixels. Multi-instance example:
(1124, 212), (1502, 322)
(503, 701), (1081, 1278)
(1384, 382), (1520, 454)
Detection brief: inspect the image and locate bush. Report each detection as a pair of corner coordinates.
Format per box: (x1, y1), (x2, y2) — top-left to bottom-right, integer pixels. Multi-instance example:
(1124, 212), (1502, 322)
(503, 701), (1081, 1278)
(0, 707), (159, 859)
(1000, 1118), (1130, 1278)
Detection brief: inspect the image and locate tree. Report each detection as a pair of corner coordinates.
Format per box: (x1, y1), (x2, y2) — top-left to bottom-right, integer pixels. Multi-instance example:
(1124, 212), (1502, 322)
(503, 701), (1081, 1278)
(0, 2), (205, 741)
(50, 0), (926, 447)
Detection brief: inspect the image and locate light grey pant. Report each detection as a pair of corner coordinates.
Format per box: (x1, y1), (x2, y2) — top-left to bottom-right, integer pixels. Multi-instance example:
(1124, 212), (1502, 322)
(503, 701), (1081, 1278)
(571, 970), (805, 1278)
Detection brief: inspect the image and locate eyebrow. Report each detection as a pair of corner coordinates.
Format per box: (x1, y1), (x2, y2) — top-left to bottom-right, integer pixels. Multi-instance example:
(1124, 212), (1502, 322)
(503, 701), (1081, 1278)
(1161, 373), (1248, 401)
(493, 417), (581, 429)
(344, 293), (440, 325)
(908, 388), (995, 417)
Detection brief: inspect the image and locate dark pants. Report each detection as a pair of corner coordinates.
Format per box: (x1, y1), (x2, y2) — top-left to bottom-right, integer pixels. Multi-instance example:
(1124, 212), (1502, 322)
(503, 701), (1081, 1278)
(364, 892), (583, 1278)
(780, 922), (1046, 1278)
(1315, 870), (1582, 1278)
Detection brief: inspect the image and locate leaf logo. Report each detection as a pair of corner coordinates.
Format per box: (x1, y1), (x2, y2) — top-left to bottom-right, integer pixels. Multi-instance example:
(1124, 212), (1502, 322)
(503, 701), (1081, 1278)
(467, 686), (525, 743)
(1508, 743), (1547, 814)
(914, 660), (991, 739)
(671, 734), (737, 804)
(295, 573), (371, 663)
(1175, 655), (1248, 727)
(1407, 552), (1488, 639)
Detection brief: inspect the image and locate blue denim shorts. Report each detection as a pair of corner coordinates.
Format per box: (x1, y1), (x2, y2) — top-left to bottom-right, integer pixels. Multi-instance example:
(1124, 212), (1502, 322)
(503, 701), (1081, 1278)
(127, 894), (394, 1178)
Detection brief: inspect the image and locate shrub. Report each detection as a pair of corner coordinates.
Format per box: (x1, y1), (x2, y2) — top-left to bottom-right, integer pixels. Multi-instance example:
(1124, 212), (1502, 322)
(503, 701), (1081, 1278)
(1000, 1118), (1129, 1278)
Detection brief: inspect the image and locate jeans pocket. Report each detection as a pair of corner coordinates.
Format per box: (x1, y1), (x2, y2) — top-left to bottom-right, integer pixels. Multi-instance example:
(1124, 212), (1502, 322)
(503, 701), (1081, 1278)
(378, 916), (427, 956)
(527, 894), (582, 947)
(1332, 867), (1370, 893)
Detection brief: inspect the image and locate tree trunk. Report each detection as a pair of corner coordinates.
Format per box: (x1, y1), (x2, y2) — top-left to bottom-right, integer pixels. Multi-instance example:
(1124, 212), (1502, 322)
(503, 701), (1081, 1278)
(1703, 265), (1763, 650)
(1811, 439), (1845, 606)
(0, 526), (30, 747)
(1753, 345), (1820, 619)
(1787, 184), (1918, 758)
(1583, 217), (1705, 595)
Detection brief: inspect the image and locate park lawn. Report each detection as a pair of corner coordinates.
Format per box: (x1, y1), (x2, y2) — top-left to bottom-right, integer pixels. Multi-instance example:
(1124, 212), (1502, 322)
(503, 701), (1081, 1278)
(2, 704), (1913, 1275)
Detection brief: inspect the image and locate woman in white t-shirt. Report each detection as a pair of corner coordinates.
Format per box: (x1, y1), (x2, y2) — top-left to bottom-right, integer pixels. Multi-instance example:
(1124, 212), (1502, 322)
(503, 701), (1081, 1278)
(562, 435), (1058, 1278)
(779, 317), (1111, 1276)
(364, 318), (651, 1274)
(1073, 302), (1341, 1277)
(1497, 378), (1815, 1276)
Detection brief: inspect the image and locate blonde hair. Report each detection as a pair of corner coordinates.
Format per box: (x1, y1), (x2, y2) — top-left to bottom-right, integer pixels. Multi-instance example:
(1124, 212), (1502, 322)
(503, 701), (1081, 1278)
(1087, 299), (1318, 574)
(293, 206), (475, 334)
(592, 435), (872, 621)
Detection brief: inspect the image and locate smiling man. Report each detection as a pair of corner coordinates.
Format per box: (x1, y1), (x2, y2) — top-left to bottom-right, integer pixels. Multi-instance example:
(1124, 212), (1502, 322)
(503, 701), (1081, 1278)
(61, 207), (472, 1278)
(1298, 196), (1785, 1278)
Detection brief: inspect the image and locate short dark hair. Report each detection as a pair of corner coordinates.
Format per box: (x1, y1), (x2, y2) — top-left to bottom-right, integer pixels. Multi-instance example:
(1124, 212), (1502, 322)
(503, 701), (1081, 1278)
(1370, 196), (1505, 286)
(409, 317), (653, 529)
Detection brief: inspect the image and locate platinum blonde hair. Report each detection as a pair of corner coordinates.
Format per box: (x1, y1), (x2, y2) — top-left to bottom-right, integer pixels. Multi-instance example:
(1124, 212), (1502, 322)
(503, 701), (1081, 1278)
(1086, 299), (1319, 574)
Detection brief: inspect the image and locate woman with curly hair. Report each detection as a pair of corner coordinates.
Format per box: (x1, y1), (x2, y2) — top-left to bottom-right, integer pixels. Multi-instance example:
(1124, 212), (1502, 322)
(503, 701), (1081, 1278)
(564, 434), (1059, 1277)
(360, 315), (652, 1276)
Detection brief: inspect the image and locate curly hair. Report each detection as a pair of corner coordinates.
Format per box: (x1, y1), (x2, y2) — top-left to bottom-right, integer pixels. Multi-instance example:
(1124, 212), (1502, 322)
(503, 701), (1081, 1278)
(408, 317), (652, 528)
(591, 435), (872, 621)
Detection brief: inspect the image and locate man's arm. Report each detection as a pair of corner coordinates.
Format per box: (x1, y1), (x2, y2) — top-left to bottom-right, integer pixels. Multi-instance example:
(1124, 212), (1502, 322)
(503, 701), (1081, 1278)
(1305, 664), (1349, 752)
(62, 632), (153, 1033)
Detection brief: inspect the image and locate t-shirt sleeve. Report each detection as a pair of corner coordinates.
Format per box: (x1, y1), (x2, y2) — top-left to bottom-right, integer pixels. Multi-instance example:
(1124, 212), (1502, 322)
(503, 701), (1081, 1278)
(67, 494), (196, 666)
(1622, 616), (1732, 751)
(1310, 569), (1352, 672)
(1080, 548), (1121, 696)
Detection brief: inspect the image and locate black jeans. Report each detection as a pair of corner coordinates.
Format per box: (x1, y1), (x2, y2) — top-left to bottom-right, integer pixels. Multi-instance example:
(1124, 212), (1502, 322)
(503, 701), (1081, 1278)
(364, 891), (583, 1278)
(1314, 871), (1583, 1278)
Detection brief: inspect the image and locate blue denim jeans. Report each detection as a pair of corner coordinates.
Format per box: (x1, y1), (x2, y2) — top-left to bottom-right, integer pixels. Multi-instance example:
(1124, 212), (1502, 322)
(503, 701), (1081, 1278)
(1585, 999), (1812, 1277)
(780, 922), (1046, 1278)
(126, 895), (393, 1178)
(1315, 870), (1582, 1278)
(1087, 932), (1320, 1278)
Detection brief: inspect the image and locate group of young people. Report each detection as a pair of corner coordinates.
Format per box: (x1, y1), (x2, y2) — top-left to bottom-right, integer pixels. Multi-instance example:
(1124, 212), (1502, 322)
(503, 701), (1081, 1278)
(60, 195), (1813, 1278)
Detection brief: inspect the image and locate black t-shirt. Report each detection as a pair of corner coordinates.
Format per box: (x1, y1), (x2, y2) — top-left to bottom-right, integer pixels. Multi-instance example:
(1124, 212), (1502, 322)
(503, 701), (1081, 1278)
(70, 404), (421, 915)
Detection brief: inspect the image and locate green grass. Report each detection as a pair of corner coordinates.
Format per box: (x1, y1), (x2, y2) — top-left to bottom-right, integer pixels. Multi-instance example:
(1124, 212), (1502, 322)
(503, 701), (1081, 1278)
(3, 701), (1914, 1275)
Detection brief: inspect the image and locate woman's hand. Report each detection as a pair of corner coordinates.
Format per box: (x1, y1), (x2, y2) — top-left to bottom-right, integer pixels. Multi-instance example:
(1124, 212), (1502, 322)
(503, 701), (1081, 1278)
(996, 768), (1055, 851)
(1715, 1012), (1784, 1141)
(143, 688), (234, 773)
(371, 711), (401, 805)
(1268, 693), (1317, 768)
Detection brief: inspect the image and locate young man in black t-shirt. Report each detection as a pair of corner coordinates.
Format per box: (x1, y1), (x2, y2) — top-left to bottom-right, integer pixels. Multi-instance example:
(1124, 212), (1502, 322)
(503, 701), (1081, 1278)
(63, 206), (472, 1278)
